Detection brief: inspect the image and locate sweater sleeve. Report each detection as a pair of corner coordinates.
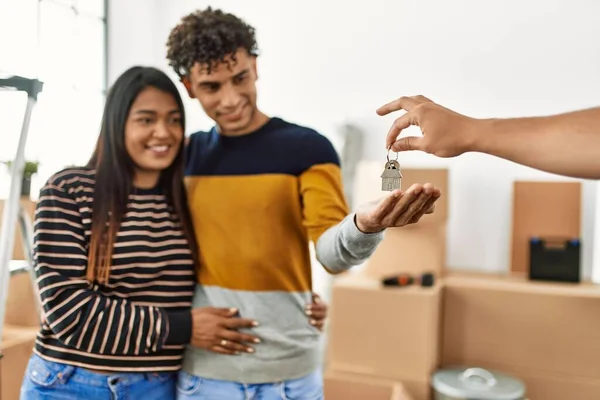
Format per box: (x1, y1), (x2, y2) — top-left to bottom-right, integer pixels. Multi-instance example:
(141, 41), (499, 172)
(33, 180), (191, 355)
(298, 133), (384, 273)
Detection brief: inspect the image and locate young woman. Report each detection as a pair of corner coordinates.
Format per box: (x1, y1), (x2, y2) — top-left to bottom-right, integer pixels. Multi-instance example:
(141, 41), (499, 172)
(19, 66), (327, 400)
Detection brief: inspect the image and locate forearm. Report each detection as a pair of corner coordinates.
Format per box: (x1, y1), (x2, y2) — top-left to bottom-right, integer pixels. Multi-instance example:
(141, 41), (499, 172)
(35, 184), (191, 354)
(315, 213), (384, 273)
(475, 107), (600, 179)
(38, 275), (192, 354)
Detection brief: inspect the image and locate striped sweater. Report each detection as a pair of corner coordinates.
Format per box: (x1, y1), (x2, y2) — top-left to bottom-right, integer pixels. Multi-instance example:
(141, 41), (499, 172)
(32, 168), (195, 372)
(182, 117), (384, 383)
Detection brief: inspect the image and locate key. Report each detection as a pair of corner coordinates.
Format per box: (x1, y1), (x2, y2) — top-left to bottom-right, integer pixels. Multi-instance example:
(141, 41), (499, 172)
(381, 160), (402, 191)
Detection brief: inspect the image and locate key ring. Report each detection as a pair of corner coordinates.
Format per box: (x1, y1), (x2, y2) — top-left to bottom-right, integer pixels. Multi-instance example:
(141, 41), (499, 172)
(386, 148), (398, 163)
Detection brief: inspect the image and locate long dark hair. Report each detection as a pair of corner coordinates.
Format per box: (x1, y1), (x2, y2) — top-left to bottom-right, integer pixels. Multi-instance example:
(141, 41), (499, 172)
(86, 66), (199, 284)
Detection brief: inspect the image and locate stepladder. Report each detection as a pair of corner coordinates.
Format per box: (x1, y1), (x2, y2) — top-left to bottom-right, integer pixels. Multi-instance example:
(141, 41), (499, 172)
(0, 75), (44, 358)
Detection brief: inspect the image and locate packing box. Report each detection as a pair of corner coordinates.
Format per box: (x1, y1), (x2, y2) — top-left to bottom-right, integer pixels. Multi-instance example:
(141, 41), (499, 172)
(327, 272), (441, 396)
(0, 199), (37, 261)
(1, 264), (40, 400)
(0, 325), (37, 400)
(442, 271), (600, 399)
(5, 266), (40, 328)
(324, 370), (426, 400)
(511, 181), (581, 274)
(362, 223), (446, 279)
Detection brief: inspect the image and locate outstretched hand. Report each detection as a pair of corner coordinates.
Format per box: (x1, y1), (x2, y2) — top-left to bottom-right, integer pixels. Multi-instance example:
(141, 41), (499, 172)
(376, 95), (483, 157)
(354, 183), (441, 233)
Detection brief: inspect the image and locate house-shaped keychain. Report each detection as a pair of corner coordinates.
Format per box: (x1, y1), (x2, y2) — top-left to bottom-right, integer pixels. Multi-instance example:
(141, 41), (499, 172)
(381, 162), (402, 191)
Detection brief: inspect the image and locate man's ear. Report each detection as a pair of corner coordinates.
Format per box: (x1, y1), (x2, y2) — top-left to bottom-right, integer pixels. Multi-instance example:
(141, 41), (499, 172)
(251, 56), (258, 80)
(181, 77), (196, 99)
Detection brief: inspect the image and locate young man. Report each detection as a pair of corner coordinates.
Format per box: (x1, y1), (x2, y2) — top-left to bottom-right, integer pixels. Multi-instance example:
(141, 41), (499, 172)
(166, 7), (441, 399)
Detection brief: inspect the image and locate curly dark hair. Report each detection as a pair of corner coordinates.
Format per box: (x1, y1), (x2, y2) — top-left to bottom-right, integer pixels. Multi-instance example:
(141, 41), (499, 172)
(166, 7), (259, 78)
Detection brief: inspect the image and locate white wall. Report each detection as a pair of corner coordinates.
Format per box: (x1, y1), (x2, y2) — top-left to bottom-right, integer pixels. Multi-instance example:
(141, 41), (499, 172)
(108, 0), (600, 278)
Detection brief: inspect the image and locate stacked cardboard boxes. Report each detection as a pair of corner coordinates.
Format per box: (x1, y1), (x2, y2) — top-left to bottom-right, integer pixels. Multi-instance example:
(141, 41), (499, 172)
(326, 174), (600, 398)
(325, 166), (449, 399)
(442, 271), (600, 399)
(0, 199), (39, 400)
(433, 181), (599, 398)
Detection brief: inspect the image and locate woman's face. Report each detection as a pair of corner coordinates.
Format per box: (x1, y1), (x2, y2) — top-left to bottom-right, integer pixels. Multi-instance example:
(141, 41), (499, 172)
(124, 86), (183, 187)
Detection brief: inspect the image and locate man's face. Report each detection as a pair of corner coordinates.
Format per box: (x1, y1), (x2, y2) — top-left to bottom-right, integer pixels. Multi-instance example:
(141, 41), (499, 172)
(183, 49), (259, 136)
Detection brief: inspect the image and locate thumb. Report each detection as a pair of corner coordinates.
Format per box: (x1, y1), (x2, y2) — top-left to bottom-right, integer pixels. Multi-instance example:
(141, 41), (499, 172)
(390, 136), (425, 152)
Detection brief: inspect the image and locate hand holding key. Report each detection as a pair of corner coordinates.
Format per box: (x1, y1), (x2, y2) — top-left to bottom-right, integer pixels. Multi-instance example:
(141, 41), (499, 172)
(190, 307), (261, 355)
(354, 183), (441, 233)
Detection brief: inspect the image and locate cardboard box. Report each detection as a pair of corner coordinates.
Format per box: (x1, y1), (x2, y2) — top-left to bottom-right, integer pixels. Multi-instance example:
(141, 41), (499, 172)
(0, 199), (36, 261)
(327, 272), (442, 386)
(442, 271), (600, 384)
(511, 181), (581, 274)
(6, 267), (40, 327)
(363, 223), (446, 278)
(324, 370), (416, 400)
(440, 360), (600, 400)
(0, 325), (37, 400)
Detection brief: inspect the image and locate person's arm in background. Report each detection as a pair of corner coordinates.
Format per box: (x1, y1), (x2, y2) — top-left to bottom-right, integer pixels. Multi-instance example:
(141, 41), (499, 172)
(377, 95), (600, 180)
(34, 177), (191, 355)
(298, 133), (440, 273)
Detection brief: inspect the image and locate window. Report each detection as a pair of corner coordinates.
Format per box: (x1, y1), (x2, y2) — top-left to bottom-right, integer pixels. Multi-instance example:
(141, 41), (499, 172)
(0, 0), (107, 199)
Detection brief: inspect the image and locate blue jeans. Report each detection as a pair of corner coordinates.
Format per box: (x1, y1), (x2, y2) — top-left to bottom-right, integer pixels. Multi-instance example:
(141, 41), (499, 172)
(20, 353), (177, 400)
(175, 368), (323, 400)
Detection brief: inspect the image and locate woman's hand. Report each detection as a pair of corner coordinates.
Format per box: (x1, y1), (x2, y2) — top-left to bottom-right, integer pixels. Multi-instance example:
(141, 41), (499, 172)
(190, 307), (261, 355)
(305, 293), (328, 331)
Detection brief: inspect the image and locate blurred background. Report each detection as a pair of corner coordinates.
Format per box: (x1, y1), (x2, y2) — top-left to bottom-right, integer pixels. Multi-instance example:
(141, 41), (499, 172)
(3, 0), (600, 282)
(2, 0), (600, 398)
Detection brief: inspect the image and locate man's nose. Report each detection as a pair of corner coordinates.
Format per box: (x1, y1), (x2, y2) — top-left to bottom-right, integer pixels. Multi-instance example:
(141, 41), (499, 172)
(220, 85), (242, 109)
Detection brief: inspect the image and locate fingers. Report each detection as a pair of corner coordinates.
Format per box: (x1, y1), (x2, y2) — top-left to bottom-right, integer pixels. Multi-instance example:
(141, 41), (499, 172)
(209, 344), (238, 355)
(378, 95), (435, 149)
(218, 333), (257, 354)
(220, 329), (261, 345)
(384, 112), (420, 149)
(390, 136), (425, 153)
(376, 96), (422, 116)
(395, 184), (440, 226)
(307, 293), (327, 331)
(222, 317), (259, 330)
(311, 293), (322, 304)
(368, 189), (403, 222)
(306, 307), (326, 331)
(376, 186), (421, 225)
(311, 319), (324, 331)
(306, 303), (327, 321)
(392, 189), (432, 226)
(406, 193), (439, 225)
(203, 307), (239, 317)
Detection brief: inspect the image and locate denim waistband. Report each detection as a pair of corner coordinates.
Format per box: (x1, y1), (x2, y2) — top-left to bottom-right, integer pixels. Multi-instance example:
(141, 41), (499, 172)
(29, 353), (175, 388)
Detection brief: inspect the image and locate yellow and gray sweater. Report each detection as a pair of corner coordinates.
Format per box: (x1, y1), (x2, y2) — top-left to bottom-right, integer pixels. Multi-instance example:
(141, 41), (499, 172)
(182, 117), (383, 383)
